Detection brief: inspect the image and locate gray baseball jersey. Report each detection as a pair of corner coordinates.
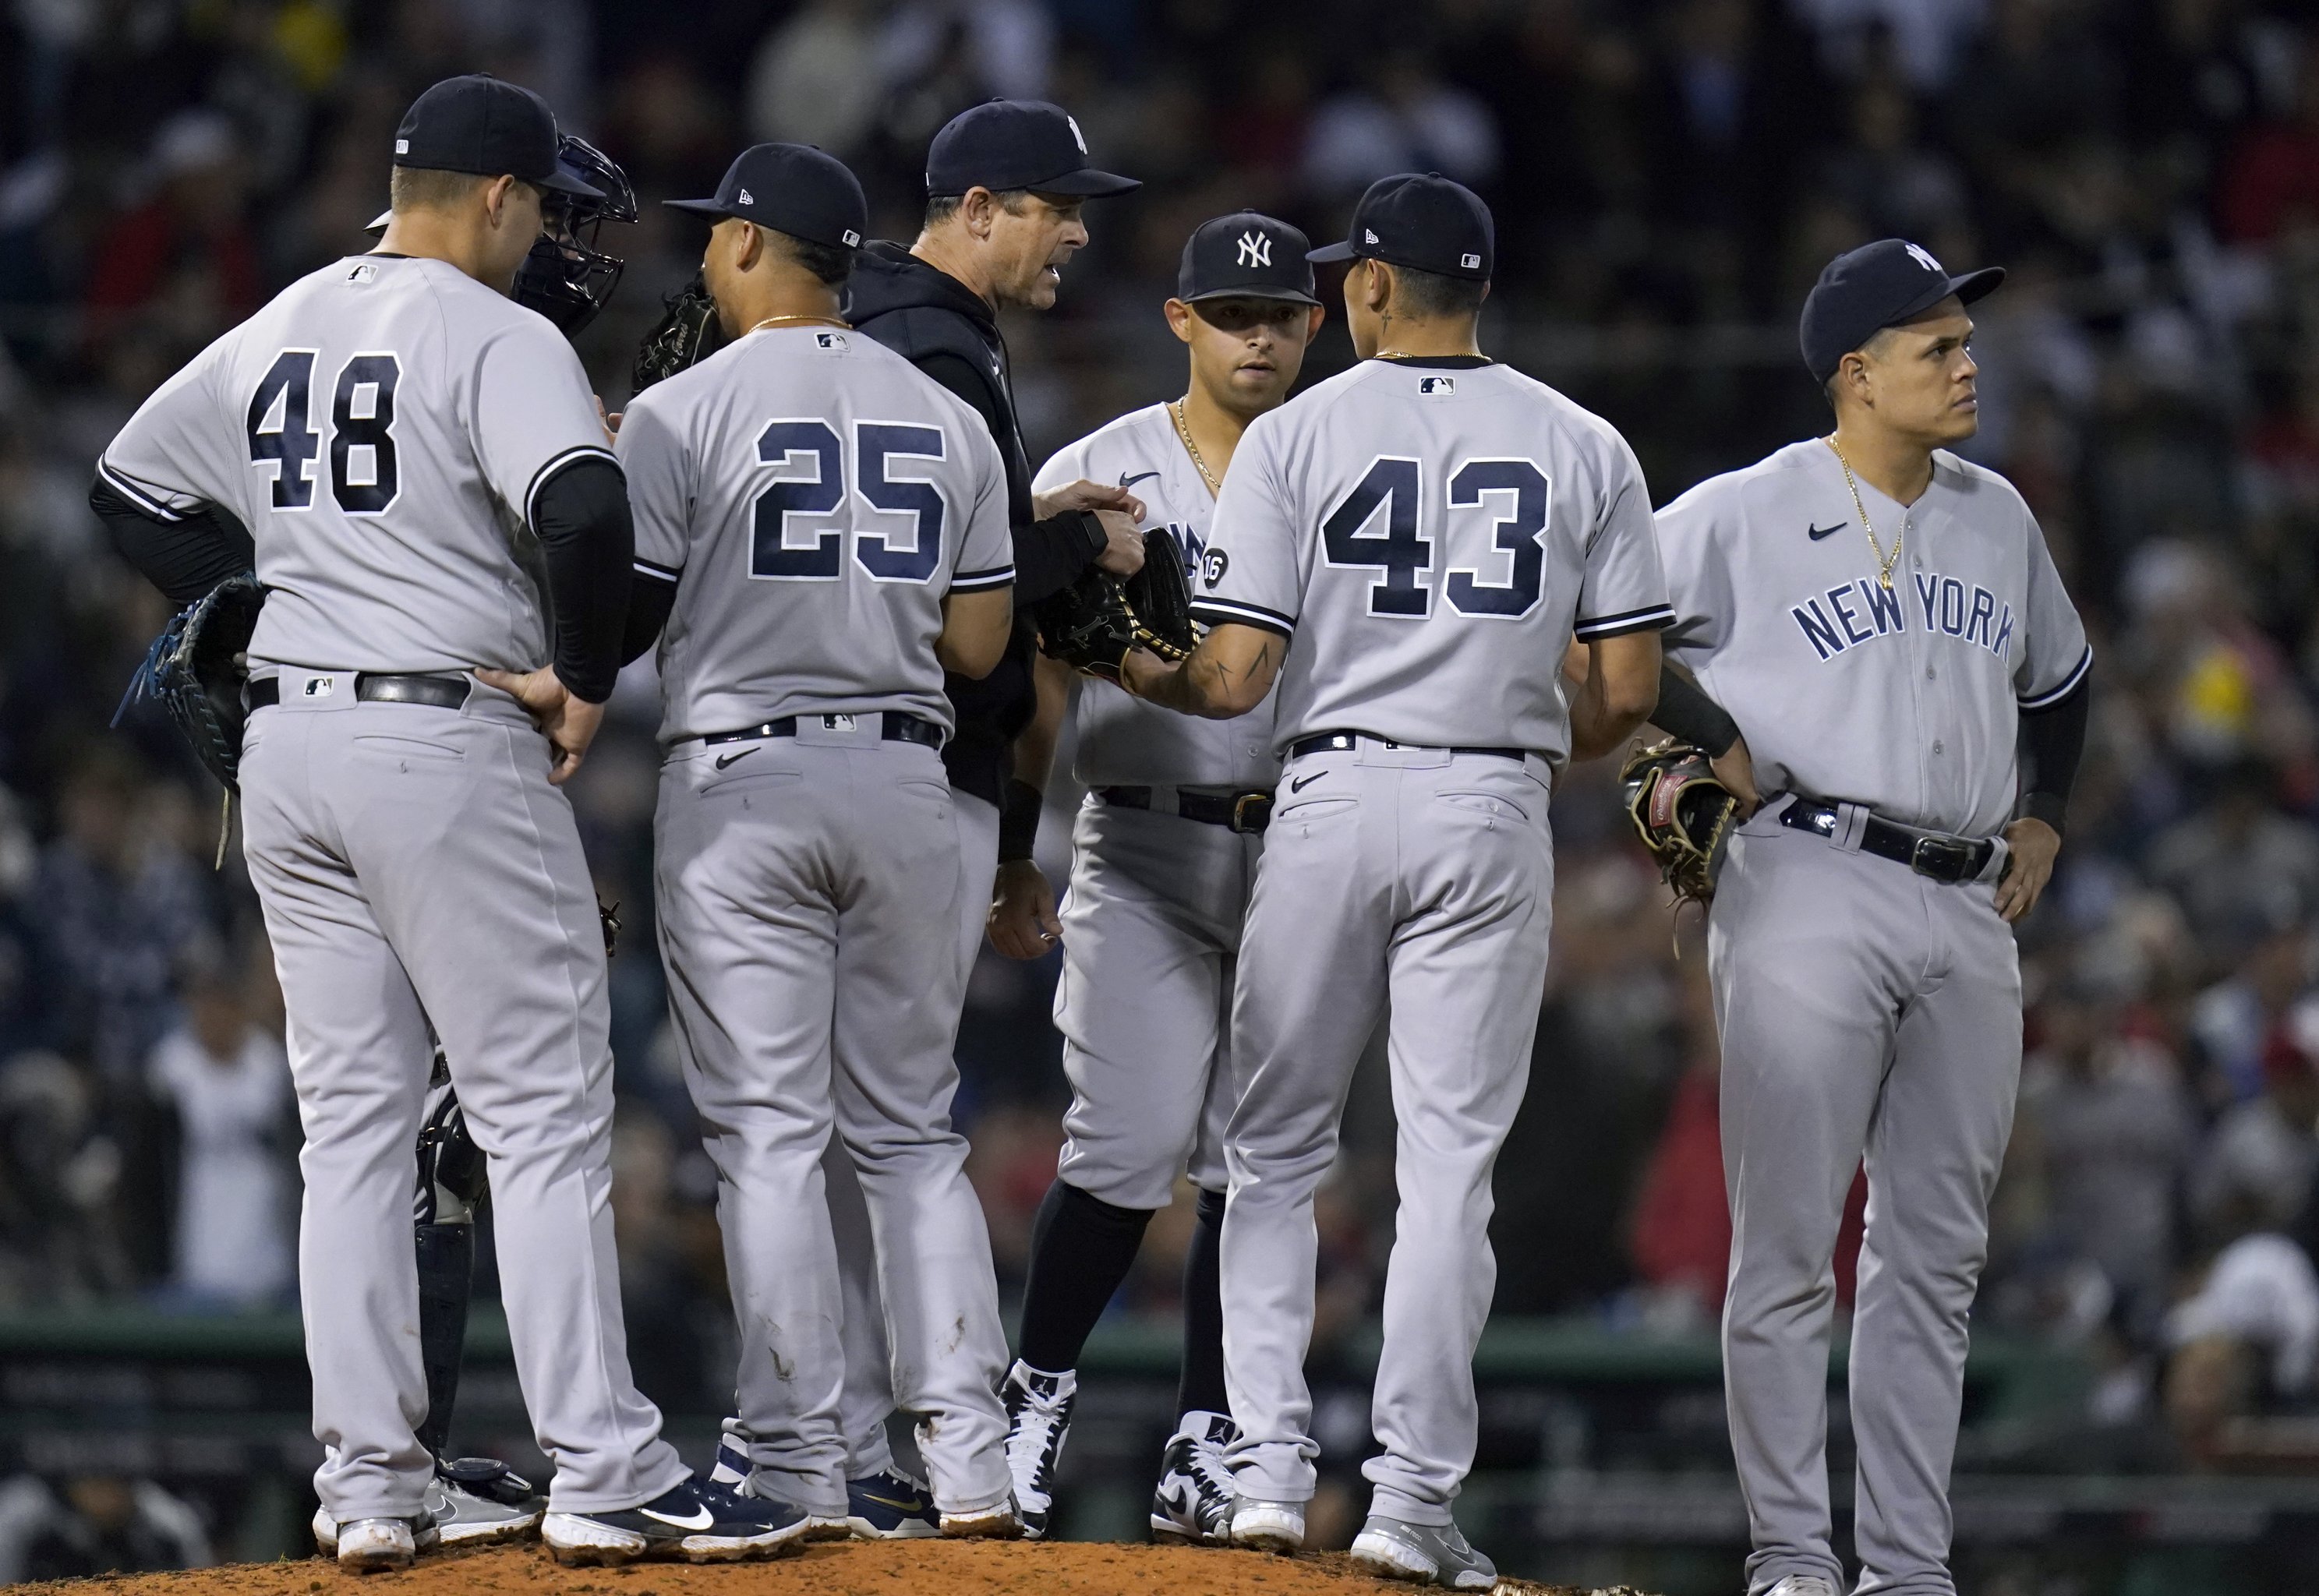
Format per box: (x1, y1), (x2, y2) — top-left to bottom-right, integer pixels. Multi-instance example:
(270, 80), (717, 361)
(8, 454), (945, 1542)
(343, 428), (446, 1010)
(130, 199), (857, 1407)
(1032, 404), (1278, 789)
(101, 253), (688, 1520)
(1192, 358), (1671, 764)
(1213, 357), (1666, 1530)
(1656, 438), (2090, 839)
(634, 324), (1015, 1519)
(1659, 439), (2087, 1596)
(617, 325), (1014, 743)
(100, 254), (608, 676)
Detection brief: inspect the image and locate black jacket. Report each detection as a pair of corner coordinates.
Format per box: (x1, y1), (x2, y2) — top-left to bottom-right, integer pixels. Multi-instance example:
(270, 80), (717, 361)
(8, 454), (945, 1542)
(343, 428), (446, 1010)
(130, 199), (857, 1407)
(844, 242), (1105, 806)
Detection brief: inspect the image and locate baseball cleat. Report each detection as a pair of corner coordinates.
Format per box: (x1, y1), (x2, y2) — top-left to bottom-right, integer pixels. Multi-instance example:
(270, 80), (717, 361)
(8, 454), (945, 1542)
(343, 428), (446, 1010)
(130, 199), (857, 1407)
(1228, 1495), (1306, 1555)
(939, 1498), (1023, 1538)
(709, 1425), (849, 1541)
(847, 1469), (942, 1538)
(541, 1475), (812, 1565)
(331, 1514), (437, 1573)
(1000, 1360), (1077, 1539)
(1349, 1513), (1497, 1588)
(315, 1463), (538, 1555)
(1762, 1578), (1839, 1596)
(1149, 1410), (1237, 1545)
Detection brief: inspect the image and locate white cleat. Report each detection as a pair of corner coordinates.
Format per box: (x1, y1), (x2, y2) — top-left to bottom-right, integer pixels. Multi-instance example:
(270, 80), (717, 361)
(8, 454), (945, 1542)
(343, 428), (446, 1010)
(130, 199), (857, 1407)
(1228, 1495), (1306, 1555)
(331, 1515), (436, 1573)
(1149, 1411), (1236, 1545)
(1764, 1579), (1839, 1596)
(999, 1361), (1077, 1540)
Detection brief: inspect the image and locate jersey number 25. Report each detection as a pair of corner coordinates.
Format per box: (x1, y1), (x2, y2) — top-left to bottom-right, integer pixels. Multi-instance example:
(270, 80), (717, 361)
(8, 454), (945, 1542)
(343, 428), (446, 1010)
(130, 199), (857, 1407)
(751, 419), (946, 584)
(1323, 456), (1548, 620)
(247, 349), (401, 514)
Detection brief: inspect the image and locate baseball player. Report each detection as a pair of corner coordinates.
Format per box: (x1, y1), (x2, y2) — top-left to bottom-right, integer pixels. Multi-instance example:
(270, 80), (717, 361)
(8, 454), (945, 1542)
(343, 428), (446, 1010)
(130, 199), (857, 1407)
(1651, 240), (2089, 1596)
(617, 143), (1023, 1539)
(90, 76), (795, 1570)
(992, 212), (1324, 1545)
(1122, 174), (1670, 1588)
(309, 130), (640, 1561)
(698, 98), (1144, 1538)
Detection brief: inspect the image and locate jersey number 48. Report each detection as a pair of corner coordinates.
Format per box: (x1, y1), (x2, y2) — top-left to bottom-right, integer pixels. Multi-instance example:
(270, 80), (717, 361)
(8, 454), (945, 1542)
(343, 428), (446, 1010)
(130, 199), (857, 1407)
(247, 349), (401, 514)
(1323, 455), (1550, 620)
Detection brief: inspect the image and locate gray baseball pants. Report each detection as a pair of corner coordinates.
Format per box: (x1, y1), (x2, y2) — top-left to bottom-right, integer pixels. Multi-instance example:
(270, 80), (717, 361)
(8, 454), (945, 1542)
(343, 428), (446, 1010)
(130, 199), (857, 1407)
(657, 725), (1009, 1516)
(828, 788), (999, 1479)
(1222, 742), (1554, 1524)
(239, 671), (687, 1518)
(1053, 795), (1252, 1209)
(1709, 813), (2020, 1596)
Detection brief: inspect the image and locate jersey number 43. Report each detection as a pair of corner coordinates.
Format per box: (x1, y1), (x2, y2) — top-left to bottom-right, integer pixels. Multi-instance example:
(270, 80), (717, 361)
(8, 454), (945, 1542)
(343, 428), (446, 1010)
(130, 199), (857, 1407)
(247, 349), (401, 514)
(752, 419), (946, 584)
(1324, 455), (1550, 620)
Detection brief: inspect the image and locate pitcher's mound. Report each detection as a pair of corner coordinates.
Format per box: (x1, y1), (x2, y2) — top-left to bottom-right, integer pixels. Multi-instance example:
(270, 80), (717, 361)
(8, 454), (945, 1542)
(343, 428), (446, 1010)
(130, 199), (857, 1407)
(16, 1540), (1600, 1595)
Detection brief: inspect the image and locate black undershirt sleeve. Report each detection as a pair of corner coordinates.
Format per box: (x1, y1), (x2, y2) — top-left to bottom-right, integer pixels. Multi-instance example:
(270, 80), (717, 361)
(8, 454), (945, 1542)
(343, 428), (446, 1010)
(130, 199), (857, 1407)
(621, 571), (676, 667)
(2016, 673), (2091, 834)
(91, 476), (254, 605)
(913, 351), (1105, 606)
(1648, 661), (1743, 757)
(532, 457), (632, 704)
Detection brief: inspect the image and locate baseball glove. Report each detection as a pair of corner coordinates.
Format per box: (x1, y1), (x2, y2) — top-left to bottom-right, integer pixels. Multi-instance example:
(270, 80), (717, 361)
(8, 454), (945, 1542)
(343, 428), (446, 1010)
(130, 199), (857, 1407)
(115, 572), (266, 791)
(1620, 740), (1739, 906)
(631, 271), (726, 391)
(1032, 524), (1199, 683)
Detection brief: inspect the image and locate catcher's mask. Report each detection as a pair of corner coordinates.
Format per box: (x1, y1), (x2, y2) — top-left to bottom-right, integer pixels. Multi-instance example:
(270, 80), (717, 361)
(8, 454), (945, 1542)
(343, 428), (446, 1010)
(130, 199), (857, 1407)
(514, 134), (637, 334)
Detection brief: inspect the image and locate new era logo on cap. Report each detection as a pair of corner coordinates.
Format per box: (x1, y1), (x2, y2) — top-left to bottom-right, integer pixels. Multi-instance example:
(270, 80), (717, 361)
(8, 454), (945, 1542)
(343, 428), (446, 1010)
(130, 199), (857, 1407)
(737, 188), (754, 205)
(1365, 229), (1379, 244)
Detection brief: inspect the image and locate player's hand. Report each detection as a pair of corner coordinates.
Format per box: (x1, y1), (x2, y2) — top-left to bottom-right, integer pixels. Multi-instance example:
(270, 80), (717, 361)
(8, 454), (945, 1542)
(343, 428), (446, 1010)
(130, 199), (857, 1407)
(475, 666), (604, 785)
(988, 860), (1061, 959)
(1994, 816), (2060, 923)
(595, 396), (619, 441)
(1710, 735), (1762, 818)
(1034, 478), (1146, 525)
(1091, 509), (1146, 576)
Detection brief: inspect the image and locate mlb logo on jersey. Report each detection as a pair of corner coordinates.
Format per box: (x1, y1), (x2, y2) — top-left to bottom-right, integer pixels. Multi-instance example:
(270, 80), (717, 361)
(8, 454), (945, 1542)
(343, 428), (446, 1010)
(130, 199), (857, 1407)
(1418, 376), (1457, 397)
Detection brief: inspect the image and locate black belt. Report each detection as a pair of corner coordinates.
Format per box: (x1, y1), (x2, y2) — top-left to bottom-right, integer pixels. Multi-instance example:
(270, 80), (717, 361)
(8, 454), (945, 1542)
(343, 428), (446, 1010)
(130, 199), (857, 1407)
(1094, 786), (1272, 835)
(1287, 729), (1528, 762)
(698, 712), (944, 750)
(247, 673), (469, 711)
(1779, 800), (1995, 885)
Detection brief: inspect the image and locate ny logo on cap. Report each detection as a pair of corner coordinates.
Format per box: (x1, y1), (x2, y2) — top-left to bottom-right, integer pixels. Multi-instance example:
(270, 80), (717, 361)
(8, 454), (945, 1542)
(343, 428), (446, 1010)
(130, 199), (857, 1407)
(1066, 115), (1087, 154)
(737, 187), (755, 206)
(1904, 242), (1943, 274)
(1237, 231), (1272, 268)
(1461, 252), (1480, 270)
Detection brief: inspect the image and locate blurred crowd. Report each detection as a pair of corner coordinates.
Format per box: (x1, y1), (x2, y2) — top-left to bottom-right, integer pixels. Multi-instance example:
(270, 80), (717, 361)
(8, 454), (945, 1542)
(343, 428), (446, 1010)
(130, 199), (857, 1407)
(2, 0), (2319, 1525)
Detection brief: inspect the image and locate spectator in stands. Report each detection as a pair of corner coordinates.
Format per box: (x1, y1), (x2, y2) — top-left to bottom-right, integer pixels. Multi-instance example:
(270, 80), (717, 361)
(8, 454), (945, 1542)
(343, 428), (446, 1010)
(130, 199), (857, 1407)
(0, 1474), (210, 1582)
(143, 955), (292, 1309)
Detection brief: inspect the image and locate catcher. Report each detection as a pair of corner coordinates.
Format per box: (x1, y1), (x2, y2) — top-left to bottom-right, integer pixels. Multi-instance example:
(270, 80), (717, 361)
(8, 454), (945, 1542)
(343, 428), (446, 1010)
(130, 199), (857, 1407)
(108, 127), (642, 1557)
(992, 212), (1319, 1545)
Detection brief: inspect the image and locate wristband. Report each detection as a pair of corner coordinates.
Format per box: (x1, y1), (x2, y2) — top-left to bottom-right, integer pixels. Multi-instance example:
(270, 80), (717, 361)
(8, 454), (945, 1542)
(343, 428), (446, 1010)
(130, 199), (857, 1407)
(1650, 664), (1741, 757)
(999, 779), (1043, 863)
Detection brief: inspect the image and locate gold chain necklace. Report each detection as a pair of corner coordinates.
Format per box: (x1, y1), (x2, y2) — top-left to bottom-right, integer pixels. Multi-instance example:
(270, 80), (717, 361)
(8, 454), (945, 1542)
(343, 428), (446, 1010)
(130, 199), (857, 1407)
(748, 314), (851, 334)
(1168, 398), (1221, 497)
(1824, 436), (1905, 591)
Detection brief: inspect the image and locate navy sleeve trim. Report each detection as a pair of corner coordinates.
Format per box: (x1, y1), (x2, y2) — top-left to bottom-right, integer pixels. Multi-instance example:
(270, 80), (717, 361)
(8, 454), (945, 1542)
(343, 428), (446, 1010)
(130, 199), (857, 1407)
(2018, 645), (2093, 710)
(949, 563), (1016, 593)
(97, 457), (188, 521)
(1575, 604), (1676, 640)
(524, 443), (618, 530)
(1193, 596), (1295, 638)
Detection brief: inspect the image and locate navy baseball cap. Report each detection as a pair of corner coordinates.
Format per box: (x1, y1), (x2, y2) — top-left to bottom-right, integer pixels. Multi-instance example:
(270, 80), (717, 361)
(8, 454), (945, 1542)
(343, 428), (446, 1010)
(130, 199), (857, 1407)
(1801, 239), (2004, 383)
(394, 75), (599, 197)
(925, 100), (1139, 199)
(1307, 173), (1493, 282)
(667, 144), (867, 249)
(1179, 212), (1320, 305)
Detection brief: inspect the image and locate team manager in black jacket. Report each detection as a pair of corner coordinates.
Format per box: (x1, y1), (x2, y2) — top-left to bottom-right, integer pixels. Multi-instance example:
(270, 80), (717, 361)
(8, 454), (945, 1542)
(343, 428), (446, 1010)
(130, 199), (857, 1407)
(845, 99), (1146, 902)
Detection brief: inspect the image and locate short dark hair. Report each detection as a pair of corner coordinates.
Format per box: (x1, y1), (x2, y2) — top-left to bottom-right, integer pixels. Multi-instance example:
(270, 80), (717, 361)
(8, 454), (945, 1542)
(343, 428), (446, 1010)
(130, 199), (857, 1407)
(922, 187), (1038, 230)
(1820, 325), (1900, 408)
(1386, 262), (1487, 320)
(389, 164), (508, 212)
(770, 227), (855, 287)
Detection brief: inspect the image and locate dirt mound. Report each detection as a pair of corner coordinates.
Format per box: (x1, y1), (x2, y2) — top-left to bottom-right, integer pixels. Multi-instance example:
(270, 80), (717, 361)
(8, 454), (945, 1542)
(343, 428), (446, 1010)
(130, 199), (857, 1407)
(13, 1540), (1602, 1595)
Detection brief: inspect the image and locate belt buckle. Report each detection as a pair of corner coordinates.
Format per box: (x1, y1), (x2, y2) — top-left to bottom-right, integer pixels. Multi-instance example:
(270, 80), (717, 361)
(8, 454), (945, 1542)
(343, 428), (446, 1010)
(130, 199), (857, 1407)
(1910, 834), (1972, 881)
(1231, 793), (1271, 834)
